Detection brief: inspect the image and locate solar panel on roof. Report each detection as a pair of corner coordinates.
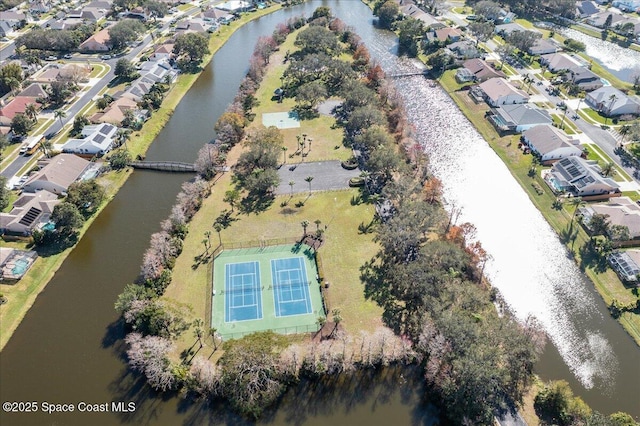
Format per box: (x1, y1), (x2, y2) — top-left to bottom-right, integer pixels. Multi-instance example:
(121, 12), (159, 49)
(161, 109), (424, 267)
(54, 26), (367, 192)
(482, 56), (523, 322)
(94, 134), (105, 143)
(18, 207), (42, 227)
(566, 165), (582, 179)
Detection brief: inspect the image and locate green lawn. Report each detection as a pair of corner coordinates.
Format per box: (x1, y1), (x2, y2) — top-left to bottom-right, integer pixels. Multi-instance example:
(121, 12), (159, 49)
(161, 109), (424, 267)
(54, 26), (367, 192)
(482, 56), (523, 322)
(438, 77), (640, 346)
(586, 143), (633, 181)
(551, 114), (577, 135)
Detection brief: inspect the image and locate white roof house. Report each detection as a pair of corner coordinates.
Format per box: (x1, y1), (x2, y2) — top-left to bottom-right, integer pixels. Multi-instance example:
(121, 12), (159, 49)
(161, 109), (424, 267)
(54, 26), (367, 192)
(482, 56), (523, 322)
(540, 53), (585, 72)
(489, 104), (553, 133)
(216, 1), (250, 12)
(62, 123), (117, 157)
(609, 250), (640, 282)
(546, 156), (619, 197)
(478, 78), (529, 107)
(528, 38), (558, 55)
(522, 124), (583, 163)
(586, 86), (640, 117)
(23, 154), (91, 195)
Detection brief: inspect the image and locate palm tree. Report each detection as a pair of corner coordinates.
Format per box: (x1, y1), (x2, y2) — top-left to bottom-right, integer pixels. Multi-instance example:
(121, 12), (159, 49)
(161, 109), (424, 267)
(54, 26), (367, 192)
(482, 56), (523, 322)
(193, 318), (204, 349)
(40, 139), (52, 158)
(116, 129), (130, 149)
(314, 219), (322, 232)
(619, 124), (631, 143)
(281, 146), (287, 164)
(568, 196), (585, 227)
(605, 94), (618, 124)
(54, 109), (66, 127)
(25, 103), (38, 122)
(288, 180), (295, 196)
(209, 327), (219, 351)
(601, 161), (616, 177)
(301, 220), (309, 236)
(213, 222), (223, 246)
(304, 175), (314, 193)
(330, 308), (342, 338)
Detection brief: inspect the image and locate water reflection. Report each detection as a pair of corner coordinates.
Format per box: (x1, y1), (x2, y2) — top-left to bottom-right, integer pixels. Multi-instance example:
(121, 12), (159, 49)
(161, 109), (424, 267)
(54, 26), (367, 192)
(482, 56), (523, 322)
(558, 28), (640, 82)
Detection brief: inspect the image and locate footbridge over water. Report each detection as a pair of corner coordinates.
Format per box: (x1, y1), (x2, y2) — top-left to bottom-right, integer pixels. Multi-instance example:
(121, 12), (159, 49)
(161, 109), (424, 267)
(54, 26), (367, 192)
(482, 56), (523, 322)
(130, 161), (196, 173)
(387, 69), (431, 78)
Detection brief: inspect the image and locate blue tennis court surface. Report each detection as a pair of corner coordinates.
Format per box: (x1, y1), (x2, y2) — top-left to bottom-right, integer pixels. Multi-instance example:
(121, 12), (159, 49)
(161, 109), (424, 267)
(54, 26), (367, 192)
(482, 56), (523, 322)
(271, 257), (312, 317)
(225, 261), (262, 322)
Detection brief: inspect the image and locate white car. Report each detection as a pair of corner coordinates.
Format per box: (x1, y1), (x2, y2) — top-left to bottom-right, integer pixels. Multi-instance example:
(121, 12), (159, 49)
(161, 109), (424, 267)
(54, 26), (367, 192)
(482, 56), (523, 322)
(100, 54), (112, 60)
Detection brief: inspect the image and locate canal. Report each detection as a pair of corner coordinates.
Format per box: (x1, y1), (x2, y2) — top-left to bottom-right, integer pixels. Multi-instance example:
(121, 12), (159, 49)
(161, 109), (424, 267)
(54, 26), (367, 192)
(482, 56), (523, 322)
(0, 1), (638, 425)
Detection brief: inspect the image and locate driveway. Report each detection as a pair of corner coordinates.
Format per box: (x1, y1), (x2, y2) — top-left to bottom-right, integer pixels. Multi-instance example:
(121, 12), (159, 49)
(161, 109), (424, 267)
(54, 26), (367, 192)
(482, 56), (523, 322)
(275, 160), (360, 195)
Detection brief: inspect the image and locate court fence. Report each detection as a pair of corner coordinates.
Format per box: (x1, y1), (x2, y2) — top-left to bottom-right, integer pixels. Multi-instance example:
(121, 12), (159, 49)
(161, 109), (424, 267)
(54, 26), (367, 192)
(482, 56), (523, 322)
(221, 324), (320, 340)
(221, 237), (301, 251)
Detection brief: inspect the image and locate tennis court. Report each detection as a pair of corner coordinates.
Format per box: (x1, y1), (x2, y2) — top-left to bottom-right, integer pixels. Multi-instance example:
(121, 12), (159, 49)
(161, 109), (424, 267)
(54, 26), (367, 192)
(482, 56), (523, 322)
(211, 244), (325, 340)
(224, 261), (262, 322)
(271, 257), (312, 317)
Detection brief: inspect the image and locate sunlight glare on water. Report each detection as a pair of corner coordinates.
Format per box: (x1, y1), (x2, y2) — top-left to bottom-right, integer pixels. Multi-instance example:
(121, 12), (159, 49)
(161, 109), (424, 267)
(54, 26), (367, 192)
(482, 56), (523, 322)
(382, 58), (617, 390)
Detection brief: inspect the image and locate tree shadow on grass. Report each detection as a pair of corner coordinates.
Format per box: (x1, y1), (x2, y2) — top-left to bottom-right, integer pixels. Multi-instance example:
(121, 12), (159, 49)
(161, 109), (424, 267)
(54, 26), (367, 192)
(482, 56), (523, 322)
(238, 193), (275, 214)
(578, 239), (610, 273)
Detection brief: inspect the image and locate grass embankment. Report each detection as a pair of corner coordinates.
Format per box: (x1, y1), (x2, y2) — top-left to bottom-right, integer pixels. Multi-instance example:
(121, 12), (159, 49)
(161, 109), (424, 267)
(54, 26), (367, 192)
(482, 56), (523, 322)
(164, 29), (383, 358)
(437, 76), (640, 346)
(0, 4), (284, 352)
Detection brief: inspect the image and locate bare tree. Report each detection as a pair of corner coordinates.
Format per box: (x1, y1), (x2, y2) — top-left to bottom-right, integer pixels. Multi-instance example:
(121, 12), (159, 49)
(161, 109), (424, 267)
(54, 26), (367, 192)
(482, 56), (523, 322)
(125, 332), (175, 391)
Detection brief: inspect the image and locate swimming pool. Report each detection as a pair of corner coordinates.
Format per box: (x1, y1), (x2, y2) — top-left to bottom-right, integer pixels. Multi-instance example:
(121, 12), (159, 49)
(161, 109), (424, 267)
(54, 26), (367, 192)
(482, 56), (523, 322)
(12, 258), (30, 275)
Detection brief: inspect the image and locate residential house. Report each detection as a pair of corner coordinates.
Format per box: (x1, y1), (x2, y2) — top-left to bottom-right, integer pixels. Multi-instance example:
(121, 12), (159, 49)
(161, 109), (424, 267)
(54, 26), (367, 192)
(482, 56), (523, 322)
(175, 18), (208, 35)
(216, 0), (251, 12)
(22, 154), (91, 195)
(62, 123), (117, 157)
(528, 38), (558, 56)
(79, 28), (111, 52)
(586, 11), (624, 28)
(540, 53), (585, 72)
(576, 1), (600, 18)
(586, 86), (640, 116)
(456, 59), (505, 83)
(58, 63), (91, 83)
(120, 6), (148, 21)
(497, 9), (517, 24)
(0, 97), (41, 127)
(119, 80), (154, 102)
(446, 40), (481, 59)
(399, 4), (444, 29)
(0, 21), (13, 37)
(494, 23), (528, 37)
(478, 77), (529, 107)
(488, 103), (553, 133)
(201, 8), (232, 23)
(522, 124), (583, 164)
(612, 0), (640, 12)
(546, 156), (620, 197)
(0, 11), (32, 29)
(0, 190), (60, 236)
(89, 97), (146, 126)
(433, 27), (462, 44)
(28, 64), (62, 84)
(17, 83), (47, 99)
(31, 1), (54, 14)
(608, 250), (640, 282)
(613, 17), (640, 37)
(48, 19), (82, 31)
(150, 43), (174, 61)
(565, 67), (604, 92)
(80, 7), (107, 22)
(138, 58), (178, 84)
(579, 197), (640, 241)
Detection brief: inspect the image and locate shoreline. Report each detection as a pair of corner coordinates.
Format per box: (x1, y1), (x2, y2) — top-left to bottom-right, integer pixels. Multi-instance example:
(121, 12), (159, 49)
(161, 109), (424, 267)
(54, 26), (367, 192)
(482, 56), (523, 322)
(0, 4), (284, 352)
(433, 72), (640, 346)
